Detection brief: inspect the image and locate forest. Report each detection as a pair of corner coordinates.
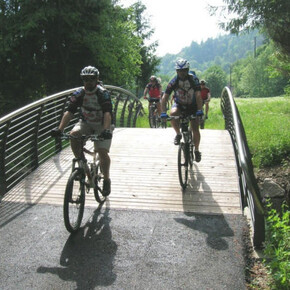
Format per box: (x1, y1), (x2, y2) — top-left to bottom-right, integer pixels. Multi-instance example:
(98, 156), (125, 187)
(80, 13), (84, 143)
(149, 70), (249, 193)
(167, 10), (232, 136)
(0, 0), (289, 117)
(0, 0), (160, 117)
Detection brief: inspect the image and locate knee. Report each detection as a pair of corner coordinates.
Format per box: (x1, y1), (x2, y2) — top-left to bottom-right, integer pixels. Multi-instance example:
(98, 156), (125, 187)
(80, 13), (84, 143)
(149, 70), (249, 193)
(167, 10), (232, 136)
(98, 149), (110, 159)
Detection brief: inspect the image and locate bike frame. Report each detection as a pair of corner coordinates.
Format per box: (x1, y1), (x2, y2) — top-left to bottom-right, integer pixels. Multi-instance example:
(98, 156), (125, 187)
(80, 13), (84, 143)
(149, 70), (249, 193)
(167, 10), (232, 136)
(167, 114), (196, 189)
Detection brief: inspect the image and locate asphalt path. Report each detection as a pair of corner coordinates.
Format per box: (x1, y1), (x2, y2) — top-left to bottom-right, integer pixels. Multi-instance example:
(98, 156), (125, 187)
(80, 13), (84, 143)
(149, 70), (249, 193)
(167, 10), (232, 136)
(0, 200), (247, 290)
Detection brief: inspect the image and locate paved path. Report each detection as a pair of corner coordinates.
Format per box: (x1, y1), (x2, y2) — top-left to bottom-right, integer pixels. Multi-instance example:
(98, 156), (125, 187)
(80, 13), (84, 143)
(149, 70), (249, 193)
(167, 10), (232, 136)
(0, 128), (247, 289)
(0, 203), (247, 290)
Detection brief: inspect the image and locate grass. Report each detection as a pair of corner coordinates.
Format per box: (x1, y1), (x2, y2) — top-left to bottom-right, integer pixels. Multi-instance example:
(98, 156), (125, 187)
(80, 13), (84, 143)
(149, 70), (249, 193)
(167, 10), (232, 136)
(137, 96), (290, 169)
(235, 96), (290, 168)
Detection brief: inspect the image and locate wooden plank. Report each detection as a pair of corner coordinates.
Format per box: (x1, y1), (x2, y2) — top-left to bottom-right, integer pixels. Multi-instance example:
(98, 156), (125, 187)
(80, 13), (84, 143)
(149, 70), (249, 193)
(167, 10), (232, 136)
(2, 128), (242, 215)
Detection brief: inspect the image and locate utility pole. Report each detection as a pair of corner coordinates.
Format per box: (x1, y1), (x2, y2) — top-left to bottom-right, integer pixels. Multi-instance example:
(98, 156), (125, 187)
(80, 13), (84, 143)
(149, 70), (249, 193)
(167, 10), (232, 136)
(254, 36), (257, 58)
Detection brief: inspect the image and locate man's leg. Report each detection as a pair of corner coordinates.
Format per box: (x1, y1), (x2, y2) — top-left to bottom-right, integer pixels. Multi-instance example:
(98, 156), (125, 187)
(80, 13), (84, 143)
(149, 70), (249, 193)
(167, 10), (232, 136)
(191, 118), (201, 162)
(170, 107), (182, 145)
(98, 148), (110, 179)
(98, 148), (111, 196)
(205, 102), (209, 118)
(157, 101), (162, 116)
(70, 122), (89, 159)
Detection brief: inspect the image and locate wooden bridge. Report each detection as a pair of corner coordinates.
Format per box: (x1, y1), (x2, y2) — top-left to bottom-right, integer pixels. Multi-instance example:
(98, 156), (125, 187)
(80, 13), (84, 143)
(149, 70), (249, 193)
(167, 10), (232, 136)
(2, 128), (241, 216)
(0, 86), (265, 249)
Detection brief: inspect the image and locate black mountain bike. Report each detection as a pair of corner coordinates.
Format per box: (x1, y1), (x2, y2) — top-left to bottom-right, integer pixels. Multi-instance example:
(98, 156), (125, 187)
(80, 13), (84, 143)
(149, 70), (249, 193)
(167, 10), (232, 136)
(61, 134), (106, 233)
(168, 114), (196, 190)
(148, 101), (161, 128)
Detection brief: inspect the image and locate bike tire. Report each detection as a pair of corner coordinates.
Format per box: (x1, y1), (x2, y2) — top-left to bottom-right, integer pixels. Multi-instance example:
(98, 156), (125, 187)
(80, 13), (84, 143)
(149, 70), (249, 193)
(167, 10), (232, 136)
(63, 169), (85, 233)
(200, 116), (205, 129)
(188, 132), (194, 167)
(94, 162), (106, 204)
(178, 143), (188, 190)
(149, 107), (155, 128)
(161, 120), (167, 129)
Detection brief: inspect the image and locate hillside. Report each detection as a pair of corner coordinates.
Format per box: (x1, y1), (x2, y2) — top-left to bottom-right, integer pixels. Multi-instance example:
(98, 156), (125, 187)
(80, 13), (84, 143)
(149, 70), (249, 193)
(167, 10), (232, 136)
(158, 30), (265, 76)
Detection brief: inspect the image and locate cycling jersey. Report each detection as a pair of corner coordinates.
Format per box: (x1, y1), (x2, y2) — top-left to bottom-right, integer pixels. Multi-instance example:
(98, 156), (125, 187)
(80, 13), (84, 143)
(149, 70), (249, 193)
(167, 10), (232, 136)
(201, 87), (210, 100)
(146, 83), (162, 98)
(67, 85), (112, 125)
(165, 74), (200, 105)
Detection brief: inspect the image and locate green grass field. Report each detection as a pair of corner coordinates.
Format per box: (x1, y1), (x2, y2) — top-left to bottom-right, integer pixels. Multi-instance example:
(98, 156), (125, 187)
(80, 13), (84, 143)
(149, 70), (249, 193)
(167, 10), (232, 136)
(137, 96), (290, 168)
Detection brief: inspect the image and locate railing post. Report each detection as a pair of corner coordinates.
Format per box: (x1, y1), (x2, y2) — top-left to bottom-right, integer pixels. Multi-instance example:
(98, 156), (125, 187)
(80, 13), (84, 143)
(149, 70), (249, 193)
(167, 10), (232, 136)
(0, 121), (10, 197)
(55, 96), (68, 153)
(32, 105), (44, 170)
(120, 95), (129, 127)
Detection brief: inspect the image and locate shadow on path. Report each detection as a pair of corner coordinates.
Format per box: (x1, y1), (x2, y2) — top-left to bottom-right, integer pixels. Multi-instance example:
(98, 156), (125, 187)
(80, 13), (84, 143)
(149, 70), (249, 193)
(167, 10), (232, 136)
(37, 203), (117, 289)
(177, 163), (234, 250)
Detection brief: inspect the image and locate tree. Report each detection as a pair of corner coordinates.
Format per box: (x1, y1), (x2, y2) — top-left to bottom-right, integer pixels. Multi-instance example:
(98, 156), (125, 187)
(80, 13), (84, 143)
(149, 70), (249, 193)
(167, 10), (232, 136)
(203, 65), (227, 98)
(231, 42), (289, 98)
(0, 0), (148, 116)
(214, 0), (290, 55)
(128, 1), (161, 96)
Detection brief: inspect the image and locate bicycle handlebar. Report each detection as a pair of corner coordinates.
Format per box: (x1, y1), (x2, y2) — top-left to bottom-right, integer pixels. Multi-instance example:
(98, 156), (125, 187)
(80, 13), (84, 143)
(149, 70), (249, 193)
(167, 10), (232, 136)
(61, 133), (104, 142)
(166, 114), (197, 121)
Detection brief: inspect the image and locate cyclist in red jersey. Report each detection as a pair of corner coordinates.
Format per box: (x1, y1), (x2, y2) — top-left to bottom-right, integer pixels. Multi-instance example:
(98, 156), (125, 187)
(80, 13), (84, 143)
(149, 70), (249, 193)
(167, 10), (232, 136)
(200, 79), (211, 119)
(143, 76), (162, 116)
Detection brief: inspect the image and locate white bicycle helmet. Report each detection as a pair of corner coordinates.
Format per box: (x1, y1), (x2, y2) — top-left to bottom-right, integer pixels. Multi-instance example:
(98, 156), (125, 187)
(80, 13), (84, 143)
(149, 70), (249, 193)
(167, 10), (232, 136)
(175, 59), (190, 70)
(80, 66), (99, 77)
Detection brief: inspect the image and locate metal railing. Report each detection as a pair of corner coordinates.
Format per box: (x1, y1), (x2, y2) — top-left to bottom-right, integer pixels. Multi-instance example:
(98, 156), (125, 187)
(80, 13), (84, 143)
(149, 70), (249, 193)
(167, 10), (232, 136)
(0, 85), (143, 197)
(221, 87), (265, 248)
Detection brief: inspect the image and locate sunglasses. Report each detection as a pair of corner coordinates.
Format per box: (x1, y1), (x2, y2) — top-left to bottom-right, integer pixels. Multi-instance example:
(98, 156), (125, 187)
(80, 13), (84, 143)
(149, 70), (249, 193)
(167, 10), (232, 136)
(82, 76), (96, 82)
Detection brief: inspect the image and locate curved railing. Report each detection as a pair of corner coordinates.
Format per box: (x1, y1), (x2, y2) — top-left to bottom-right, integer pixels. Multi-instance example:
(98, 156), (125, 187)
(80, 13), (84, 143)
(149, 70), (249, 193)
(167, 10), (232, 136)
(221, 87), (265, 248)
(0, 86), (143, 198)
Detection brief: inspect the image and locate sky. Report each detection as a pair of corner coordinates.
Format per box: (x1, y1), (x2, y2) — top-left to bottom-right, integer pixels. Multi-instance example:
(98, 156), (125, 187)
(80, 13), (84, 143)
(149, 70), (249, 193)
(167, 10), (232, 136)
(118, 0), (227, 56)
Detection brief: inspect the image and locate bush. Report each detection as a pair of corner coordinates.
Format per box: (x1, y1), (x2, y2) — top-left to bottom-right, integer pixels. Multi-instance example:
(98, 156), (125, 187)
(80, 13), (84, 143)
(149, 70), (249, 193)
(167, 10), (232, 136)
(264, 202), (290, 289)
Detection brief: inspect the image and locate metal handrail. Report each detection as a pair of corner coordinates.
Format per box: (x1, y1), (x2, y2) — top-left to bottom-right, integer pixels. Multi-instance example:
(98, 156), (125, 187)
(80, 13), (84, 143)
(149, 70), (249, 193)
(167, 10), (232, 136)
(0, 86), (143, 197)
(221, 86), (265, 247)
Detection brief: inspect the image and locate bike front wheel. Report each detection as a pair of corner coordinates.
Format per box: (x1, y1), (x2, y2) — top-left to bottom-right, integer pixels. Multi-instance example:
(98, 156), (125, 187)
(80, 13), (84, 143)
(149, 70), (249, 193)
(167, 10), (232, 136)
(63, 169), (85, 233)
(200, 116), (205, 129)
(178, 143), (189, 190)
(94, 162), (106, 203)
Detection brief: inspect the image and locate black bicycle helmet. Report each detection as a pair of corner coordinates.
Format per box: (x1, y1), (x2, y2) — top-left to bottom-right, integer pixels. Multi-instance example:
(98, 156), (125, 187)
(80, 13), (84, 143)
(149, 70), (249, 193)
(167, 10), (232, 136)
(80, 66), (99, 78)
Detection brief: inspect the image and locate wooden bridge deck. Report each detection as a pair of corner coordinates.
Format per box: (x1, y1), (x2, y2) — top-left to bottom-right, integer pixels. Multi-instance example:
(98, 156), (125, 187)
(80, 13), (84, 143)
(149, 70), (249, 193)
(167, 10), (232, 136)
(2, 128), (241, 215)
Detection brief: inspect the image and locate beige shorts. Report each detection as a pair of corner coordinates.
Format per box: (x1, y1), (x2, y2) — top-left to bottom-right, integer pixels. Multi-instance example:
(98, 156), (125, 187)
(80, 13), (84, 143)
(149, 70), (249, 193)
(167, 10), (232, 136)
(72, 120), (112, 152)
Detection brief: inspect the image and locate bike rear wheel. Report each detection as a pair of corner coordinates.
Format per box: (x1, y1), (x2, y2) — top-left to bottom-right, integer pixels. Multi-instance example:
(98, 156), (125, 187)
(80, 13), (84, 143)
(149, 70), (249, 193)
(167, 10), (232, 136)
(178, 143), (189, 190)
(94, 162), (106, 203)
(63, 169), (85, 233)
(149, 106), (158, 128)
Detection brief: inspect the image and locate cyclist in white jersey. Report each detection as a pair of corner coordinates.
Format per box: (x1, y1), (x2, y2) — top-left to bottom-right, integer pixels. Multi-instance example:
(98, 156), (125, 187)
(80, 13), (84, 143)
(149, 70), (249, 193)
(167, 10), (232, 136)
(51, 66), (113, 195)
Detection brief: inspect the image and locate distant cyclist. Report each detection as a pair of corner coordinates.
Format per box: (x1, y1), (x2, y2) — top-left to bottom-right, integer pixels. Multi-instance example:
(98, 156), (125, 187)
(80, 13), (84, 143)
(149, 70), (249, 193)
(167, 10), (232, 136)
(160, 59), (203, 162)
(143, 75), (162, 116)
(51, 66), (113, 196)
(200, 79), (211, 119)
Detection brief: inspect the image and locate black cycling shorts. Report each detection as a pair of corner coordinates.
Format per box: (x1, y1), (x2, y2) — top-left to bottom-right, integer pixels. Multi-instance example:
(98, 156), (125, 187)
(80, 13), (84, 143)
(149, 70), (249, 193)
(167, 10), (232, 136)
(172, 102), (197, 115)
(148, 98), (160, 103)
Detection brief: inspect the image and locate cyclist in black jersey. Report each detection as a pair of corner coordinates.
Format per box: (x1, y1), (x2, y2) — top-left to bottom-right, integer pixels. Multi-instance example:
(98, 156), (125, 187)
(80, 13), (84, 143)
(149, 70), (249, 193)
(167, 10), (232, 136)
(161, 59), (203, 162)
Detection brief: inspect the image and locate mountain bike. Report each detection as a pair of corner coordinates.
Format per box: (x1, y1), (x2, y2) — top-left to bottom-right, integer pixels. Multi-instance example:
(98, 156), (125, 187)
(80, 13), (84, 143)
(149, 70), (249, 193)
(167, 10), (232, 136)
(167, 114), (196, 190)
(148, 100), (161, 128)
(61, 133), (106, 233)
